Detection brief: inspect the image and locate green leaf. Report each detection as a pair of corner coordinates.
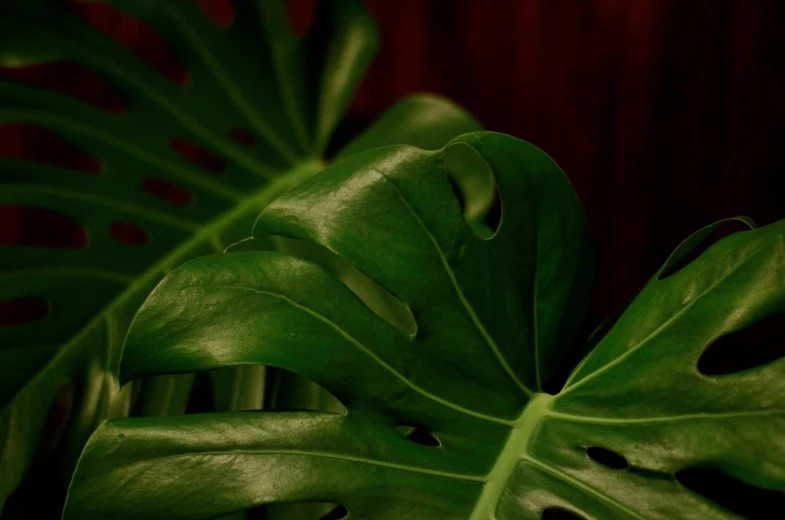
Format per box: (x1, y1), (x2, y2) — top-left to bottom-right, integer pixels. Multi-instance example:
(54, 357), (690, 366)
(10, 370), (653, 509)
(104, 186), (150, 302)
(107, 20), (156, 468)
(0, 0), (481, 509)
(67, 132), (785, 519)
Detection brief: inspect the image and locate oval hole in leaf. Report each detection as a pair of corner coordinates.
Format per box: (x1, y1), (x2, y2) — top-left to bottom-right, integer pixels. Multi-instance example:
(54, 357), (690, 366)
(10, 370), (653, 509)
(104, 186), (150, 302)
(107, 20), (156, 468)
(142, 177), (194, 207)
(658, 219), (752, 281)
(230, 127), (258, 149)
(286, 0), (317, 37)
(320, 505), (349, 519)
(0, 123), (103, 173)
(171, 138), (226, 174)
(0, 205), (88, 248)
(698, 312), (784, 376)
(0, 297), (50, 328)
(268, 236), (417, 337)
(443, 142), (500, 238)
(110, 221), (149, 247)
(676, 467), (785, 519)
(67, 1), (190, 86)
(586, 446), (629, 470)
(251, 503), (347, 520)
(0, 61), (126, 114)
(542, 508), (588, 520)
(396, 425), (441, 447)
(196, 0), (235, 28)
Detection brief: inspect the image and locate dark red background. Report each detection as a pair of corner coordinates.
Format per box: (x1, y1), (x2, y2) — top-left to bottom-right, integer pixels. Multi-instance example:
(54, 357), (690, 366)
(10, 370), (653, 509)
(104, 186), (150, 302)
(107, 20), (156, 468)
(2, 0), (784, 334)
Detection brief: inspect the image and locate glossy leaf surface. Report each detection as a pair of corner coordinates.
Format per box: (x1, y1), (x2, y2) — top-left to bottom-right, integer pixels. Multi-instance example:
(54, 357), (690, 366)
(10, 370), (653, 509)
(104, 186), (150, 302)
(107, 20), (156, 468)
(67, 132), (785, 518)
(0, 0), (482, 510)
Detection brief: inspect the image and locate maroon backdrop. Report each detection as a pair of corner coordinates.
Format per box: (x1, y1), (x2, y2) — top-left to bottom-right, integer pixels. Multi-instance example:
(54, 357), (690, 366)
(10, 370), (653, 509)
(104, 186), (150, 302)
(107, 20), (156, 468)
(2, 0), (784, 333)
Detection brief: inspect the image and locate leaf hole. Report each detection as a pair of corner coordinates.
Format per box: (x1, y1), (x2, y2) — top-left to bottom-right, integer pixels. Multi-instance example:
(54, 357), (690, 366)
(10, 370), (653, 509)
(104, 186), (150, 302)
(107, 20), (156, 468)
(142, 177), (194, 207)
(484, 187), (502, 234)
(320, 506), (349, 519)
(586, 446), (629, 469)
(196, 0), (236, 28)
(0, 297), (50, 328)
(67, 1), (190, 87)
(0, 61), (126, 114)
(171, 138), (226, 174)
(0, 205), (89, 248)
(676, 467), (785, 519)
(252, 503), (347, 519)
(396, 425), (441, 447)
(658, 219), (752, 281)
(110, 221), (149, 246)
(262, 236), (417, 337)
(542, 508), (588, 520)
(698, 312), (784, 376)
(286, 0), (317, 37)
(0, 123), (103, 173)
(443, 142), (500, 239)
(229, 127), (258, 150)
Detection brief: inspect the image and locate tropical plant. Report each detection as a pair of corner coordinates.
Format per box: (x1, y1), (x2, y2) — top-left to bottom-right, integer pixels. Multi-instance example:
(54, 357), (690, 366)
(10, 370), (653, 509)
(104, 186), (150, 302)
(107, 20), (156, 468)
(63, 131), (785, 519)
(0, 0), (481, 515)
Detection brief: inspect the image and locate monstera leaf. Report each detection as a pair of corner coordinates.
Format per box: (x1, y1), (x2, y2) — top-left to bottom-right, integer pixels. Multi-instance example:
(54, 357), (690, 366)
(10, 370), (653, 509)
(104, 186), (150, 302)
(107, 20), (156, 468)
(0, 0), (482, 509)
(62, 131), (785, 518)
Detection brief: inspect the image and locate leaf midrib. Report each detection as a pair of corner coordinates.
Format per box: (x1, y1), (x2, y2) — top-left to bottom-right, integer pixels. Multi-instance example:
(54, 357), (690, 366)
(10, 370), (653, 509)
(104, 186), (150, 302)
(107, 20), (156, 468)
(469, 393), (553, 519)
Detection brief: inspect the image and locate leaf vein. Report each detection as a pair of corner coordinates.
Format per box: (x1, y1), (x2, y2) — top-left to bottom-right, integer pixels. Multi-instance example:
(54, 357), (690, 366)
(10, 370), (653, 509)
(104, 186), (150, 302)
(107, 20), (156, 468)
(140, 448), (486, 483)
(522, 455), (648, 520)
(371, 167), (533, 397)
(164, 5), (301, 163)
(213, 284), (513, 427)
(560, 242), (769, 396)
(546, 409), (785, 425)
